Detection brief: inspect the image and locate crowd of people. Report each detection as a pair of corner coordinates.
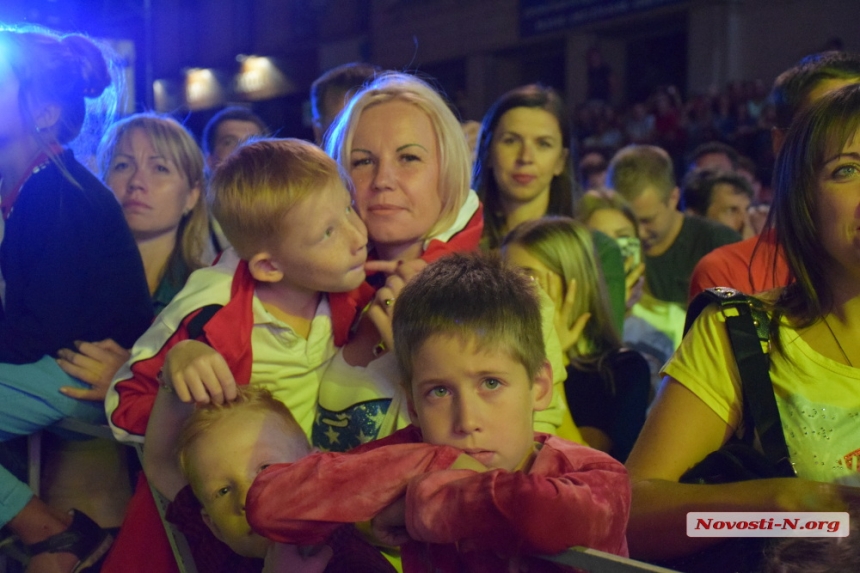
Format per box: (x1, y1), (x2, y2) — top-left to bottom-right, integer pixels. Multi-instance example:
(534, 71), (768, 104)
(0, 22), (858, 573)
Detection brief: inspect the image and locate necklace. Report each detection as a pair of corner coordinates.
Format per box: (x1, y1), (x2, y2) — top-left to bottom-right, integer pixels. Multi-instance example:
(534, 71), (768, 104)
(823, 315), (853, 367)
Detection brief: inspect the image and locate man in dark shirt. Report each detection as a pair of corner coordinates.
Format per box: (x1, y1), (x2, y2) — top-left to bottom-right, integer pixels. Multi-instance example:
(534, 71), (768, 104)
(606, 144), (740, 306)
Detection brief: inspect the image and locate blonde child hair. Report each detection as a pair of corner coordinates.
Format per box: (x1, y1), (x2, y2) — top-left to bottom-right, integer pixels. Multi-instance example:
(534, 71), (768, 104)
(210, 138), (349, 259)
(176, 385), (309, 497)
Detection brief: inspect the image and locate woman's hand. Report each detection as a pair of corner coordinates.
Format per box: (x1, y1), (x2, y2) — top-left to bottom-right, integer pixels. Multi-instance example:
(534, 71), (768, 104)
(57, 339), (130, 401)
(538, 270), (591, 355)
(365, 259), (428, 353)
(162, 340), (237, 405)
(768, 478), (860, 513)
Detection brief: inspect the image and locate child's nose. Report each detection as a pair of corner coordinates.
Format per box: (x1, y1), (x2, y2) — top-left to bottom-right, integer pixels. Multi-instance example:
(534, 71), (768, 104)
(453, 396), (482, 435)
(349, 214), (368, 252)
(237, 484), (251, 514)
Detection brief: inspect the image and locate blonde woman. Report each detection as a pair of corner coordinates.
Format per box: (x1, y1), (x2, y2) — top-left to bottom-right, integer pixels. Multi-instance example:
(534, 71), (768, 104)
(57, 114), (210, 399)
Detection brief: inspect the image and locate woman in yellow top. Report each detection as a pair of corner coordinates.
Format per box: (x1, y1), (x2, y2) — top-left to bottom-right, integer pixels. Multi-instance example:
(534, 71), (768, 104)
(625, 83), (860, 564)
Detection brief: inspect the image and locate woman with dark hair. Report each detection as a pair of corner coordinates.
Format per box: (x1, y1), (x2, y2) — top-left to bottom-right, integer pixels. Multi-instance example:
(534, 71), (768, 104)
(0, 27), (151, 571)
(473, 84), (574, 251)
(625, 84), (860, 565)
(474, 84), (628, 332)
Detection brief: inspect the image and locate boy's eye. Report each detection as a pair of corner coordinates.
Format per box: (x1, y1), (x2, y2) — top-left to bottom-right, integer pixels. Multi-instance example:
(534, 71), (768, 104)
(324, 227), (334, 238)
(483, 378), (502, 390)
(215, 486), (231, 499)
(429, 386), (449, 398)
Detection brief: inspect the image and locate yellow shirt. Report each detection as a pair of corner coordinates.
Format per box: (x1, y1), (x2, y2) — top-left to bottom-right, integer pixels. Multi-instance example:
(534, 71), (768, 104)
(664, 304), (860, 485)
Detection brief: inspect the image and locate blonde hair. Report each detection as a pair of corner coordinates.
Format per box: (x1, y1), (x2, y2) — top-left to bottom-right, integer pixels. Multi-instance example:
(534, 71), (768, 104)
(326, 72), (471, 240)
(502, 217), (621, 387)
(210, 138), (346, 260)
(97, 113), (208, 277)
(177, 386), (309, 497)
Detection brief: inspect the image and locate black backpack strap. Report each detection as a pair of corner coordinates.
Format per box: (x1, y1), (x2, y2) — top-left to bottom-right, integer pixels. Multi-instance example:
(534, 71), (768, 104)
(187, 304), (223, 340)
(686, 288), (795, 477)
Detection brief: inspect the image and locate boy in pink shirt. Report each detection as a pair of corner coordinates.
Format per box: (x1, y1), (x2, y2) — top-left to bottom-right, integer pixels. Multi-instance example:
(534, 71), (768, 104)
(247, 254), (630, 572)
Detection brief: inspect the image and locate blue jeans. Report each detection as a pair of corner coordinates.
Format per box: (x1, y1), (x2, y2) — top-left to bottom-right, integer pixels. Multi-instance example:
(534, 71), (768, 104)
(0, 356), (104, 527)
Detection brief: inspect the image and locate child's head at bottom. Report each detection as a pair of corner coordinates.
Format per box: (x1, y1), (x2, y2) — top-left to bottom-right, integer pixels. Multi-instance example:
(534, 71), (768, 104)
(177, 386), (311, 558)
(392, 253), (553, 472)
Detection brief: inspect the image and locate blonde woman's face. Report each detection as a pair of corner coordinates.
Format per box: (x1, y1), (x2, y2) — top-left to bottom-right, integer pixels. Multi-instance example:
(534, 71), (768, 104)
(348, 100), (442, 260)
(106, 128), (201, 243)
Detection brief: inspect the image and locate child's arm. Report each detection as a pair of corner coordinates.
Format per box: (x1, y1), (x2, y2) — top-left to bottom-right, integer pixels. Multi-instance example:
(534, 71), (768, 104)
(143, 384), (194, 501)
(403, 440), (630, 556)
(533, 287), (584, 443)
(246, 431), (462, 545)
(107, 306), (226, 442)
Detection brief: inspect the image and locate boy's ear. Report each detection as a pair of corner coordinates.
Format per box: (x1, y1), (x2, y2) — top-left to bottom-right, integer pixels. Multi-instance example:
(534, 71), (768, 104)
(201, 508), (227, 544)
(248, 251), (284, 283)
(531, 360), (553, 412)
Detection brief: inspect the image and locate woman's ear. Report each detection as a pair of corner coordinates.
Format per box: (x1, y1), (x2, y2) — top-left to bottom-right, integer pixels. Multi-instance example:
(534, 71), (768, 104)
(185, 181), (202, 214)
(530, 360), (554, 412)
(553, 147), (570, 177)
(32, 102), (62, 133)
(248, 252), (284, 284)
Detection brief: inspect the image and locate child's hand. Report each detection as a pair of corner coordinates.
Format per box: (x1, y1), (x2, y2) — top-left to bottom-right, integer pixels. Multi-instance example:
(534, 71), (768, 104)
(624, 261), (645, 310)
(538, 271), (591, 355)
(57, 339), (130, 401)
(163, 340), (237, 405)
(365, 259), (428, 353)
(370, 496), (410, 547)
(263, 542), (332, 573)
